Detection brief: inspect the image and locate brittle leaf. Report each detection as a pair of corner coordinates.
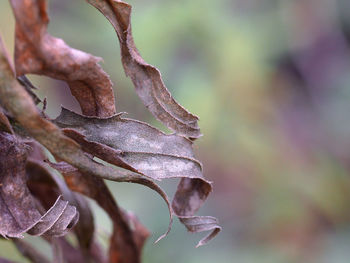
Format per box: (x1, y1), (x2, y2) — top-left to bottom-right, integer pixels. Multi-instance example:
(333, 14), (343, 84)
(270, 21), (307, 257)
(49, 160), (172, 243)
(55, 108), (202, 180)
(87, 0), (201, 138)
(0, 132), (79, 239)
(10, 0), (116, 117)
(0, 37), (169, 192)
(54, 108), (221, 246)
(25, 156), (96, 252)
(49, 161), (152, 263)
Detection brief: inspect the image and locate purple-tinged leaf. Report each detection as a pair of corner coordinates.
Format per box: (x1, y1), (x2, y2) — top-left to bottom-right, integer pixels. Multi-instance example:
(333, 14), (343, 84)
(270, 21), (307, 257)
(54, 108), (221, 246)
(49, 161), (151, 263)
(0, 132), (79, 239)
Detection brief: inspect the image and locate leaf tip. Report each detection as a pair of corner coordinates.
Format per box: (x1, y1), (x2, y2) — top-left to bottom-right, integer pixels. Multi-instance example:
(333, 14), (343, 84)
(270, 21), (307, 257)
(154, 234), (166, 244)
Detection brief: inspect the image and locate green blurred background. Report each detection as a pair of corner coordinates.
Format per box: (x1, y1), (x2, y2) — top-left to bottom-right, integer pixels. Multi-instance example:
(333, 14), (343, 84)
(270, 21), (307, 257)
(2, 0), (350, 262)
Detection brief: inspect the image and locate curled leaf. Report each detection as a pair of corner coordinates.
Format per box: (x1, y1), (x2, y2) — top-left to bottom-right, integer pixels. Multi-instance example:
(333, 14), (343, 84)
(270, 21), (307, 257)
(55, 107), (202, 180)
(0, 0), (221, 248)
(49, 161), (150, 263)
(0, 40), (173, 246)
(0, 132), (79, 239)
(87, 0), (201, 138)
(24, 141), (107, 262)
(10, 0), (116, 117)
(54, 108), (221, 246)
(26, 159), (95, 250)
(49, 159), (171, 242)
(0, 37), (165, 190)
(173, 178), (221, 247)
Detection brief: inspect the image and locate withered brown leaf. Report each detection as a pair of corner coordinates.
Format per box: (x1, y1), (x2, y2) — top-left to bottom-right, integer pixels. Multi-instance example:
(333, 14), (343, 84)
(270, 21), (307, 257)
(173, 178), (222, 247)
(0, 45), (173, 250)
(49, 161), (149, 263)
(55, 108), (202, 180)
(0, 132), (79, 238)
(87, 0), (201, 138)
(0, 0), (221, 256)
(10, 0), (116, 117)
(54, 108), (221, 246)
(26, 158), (96, 252)
(0, 38), (167, 193)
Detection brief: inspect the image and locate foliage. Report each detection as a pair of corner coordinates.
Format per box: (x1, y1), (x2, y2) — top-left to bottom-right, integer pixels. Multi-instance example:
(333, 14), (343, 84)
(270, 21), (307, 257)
(0, 0), (220, 262)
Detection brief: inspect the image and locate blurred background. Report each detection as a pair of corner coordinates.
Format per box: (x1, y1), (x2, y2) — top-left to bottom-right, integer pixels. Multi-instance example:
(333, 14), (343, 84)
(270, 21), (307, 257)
(2, 0), (350, 262)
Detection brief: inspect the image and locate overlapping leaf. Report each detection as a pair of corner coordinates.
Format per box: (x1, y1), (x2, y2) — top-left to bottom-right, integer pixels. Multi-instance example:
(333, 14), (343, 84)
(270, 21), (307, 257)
(49, 161), (149, 263)
(0, 39), (173, 247)
(54, 108), (221, 246)
(0, 131), (79, 239)
(10, 0), (116, 117)
(26, 157), (96, 253)
(0, 2), (221, 262)
(55, 108), (202, 180)
(26, 142), (128, 263)
(87, 0), (201, 138)
(26, 161), (106, 263)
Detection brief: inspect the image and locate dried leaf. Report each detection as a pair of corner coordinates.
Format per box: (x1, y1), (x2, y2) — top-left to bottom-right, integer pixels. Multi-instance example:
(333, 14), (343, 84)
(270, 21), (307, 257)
(0, 37), (170, 191)
(49, 161), (149, 263)
(87, 0), (201, 138)
(0, 132), (79, 238)
(0, 0), (221, 249)
(0, 41), (174, 253)
(26, 159), (95, 249)
(24, 142), (106, 262)
(55, 108), (202, 180)
(173, 178), (221, 247)
(10, 0), (116, 117)
(2, 3), (161, 255)
(54, 108), (221, 246)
